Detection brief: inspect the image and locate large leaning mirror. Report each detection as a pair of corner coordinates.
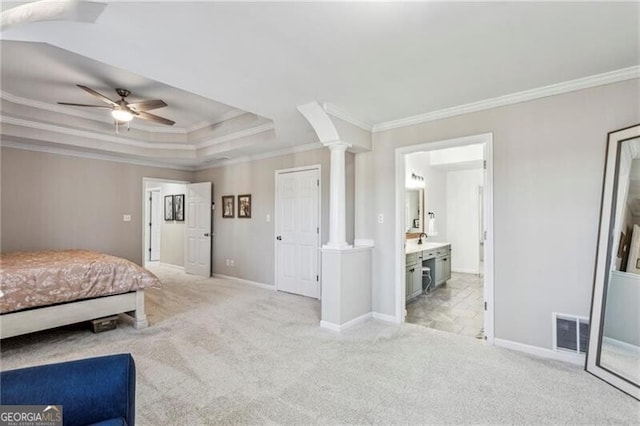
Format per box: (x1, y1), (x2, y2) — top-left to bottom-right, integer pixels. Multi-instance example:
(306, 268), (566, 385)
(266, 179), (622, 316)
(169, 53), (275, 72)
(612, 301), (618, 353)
(588, 124), (640, 400)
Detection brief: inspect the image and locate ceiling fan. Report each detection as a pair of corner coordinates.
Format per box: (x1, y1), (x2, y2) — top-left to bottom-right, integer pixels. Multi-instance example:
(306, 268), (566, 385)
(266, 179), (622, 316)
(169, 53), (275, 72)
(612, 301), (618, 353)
(58, 85), (175, 132)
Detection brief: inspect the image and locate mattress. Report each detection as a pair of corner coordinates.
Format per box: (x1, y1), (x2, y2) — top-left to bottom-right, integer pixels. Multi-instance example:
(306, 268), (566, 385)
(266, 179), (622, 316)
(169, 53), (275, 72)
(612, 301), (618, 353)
(0, 249), (161, 314)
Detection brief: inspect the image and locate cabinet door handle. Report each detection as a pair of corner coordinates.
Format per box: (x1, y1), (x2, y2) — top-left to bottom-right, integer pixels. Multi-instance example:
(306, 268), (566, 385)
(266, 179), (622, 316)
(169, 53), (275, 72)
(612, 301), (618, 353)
(409, 268), (415, 273)
(443, 258), (447, 261)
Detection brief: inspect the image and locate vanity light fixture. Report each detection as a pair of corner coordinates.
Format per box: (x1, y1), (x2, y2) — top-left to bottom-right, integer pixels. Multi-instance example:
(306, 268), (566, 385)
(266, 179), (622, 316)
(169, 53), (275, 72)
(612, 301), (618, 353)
(408, 172), (425, 189)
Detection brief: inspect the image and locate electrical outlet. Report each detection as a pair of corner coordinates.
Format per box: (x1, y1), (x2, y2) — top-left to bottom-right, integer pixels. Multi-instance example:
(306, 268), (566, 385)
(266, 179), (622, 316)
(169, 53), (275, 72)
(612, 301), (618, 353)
(230, 259), (235, 267)
(225, 259), (230, 266)
(266, 214), (271, 222)
(377, 214), (384, 224)
(123, 214), (131, 222)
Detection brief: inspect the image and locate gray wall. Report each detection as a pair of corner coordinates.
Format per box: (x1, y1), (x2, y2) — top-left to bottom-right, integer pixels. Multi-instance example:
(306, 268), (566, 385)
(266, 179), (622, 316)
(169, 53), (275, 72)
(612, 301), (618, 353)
(0, 147), (192, 265)
(358, 79), (640, 349)
(194, 148), (355, 285)
(1, 146), (354, 287)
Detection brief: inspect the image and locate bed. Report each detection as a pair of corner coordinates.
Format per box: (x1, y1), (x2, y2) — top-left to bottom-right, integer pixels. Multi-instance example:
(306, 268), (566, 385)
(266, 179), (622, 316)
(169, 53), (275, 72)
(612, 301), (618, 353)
(0, 249), (161, 339)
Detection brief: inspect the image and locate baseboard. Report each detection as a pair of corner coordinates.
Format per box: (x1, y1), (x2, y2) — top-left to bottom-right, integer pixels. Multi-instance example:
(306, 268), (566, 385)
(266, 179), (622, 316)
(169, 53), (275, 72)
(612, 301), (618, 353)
(157, 262), (184, 271)
(212, 273), (275, 291)
(603, 336), (640, 355)
(320, 312), (373, 332)
(494, 338), (585, 366)
(372, 312), (398, 323)
(320, 320), (342, 332)
(452, 268), (479, 274)
(342, 312), (373, 329)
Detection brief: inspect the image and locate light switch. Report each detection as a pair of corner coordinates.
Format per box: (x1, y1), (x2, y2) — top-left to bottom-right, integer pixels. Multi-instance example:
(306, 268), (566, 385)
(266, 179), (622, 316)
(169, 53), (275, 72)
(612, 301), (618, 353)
(377, 214), (384, 224)
(123, 214), (131, 222)
(266, 214), (271, 222)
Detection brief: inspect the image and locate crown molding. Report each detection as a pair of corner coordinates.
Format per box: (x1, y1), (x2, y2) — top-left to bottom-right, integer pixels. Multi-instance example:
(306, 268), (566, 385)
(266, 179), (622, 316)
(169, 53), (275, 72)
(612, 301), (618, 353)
(186, 109), (249, 133)
(194, 122), (275, 149)
(1, 90), (189, 134)
(2, 114), (277, 160)
(0, 140), (195, 171)
(1, 115), (193, 151)
(373, 66), (640, 133)
(194, 142), (323, 171)
(323, 102), (373, 132)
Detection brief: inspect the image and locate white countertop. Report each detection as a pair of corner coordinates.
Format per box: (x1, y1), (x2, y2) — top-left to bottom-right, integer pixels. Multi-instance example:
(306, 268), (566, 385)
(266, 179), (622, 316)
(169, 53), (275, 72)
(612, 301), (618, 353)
(405, 240), (450, 254)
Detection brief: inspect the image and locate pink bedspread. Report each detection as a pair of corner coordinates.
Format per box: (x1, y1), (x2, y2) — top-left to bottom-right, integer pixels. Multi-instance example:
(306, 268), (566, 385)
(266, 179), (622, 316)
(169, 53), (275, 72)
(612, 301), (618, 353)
(0, 250), (161, 314)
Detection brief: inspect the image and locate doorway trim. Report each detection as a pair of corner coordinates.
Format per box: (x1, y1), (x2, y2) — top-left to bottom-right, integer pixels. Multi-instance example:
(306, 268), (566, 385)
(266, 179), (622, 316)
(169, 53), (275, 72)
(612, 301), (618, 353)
(146, 187), (162, 262)
(141, 177), (191, 267)
(394, 132), (495, 343)
(274, 164), (322, 297)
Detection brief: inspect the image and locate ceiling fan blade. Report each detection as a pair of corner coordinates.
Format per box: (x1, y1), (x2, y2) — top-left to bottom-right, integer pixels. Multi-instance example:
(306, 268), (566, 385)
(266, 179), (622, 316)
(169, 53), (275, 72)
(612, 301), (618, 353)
(136, 111), (175, 126)
(77, 85), (118, 107)
(57, 102), (111, 108)
(127, 99), (167, 112)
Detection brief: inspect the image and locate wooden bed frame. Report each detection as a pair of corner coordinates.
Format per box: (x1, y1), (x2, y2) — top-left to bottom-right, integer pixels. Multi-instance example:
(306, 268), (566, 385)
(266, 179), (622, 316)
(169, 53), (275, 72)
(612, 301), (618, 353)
(0, 290), (147, 339)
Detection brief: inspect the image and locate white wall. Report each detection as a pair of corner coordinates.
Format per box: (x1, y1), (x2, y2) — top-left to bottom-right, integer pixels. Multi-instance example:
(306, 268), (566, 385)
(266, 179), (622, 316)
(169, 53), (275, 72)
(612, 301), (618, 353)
(446, 168), (483, 274)
(430, 144), (483, 167)
(160, 182), (187, 267)
(357, 78), (640, 350)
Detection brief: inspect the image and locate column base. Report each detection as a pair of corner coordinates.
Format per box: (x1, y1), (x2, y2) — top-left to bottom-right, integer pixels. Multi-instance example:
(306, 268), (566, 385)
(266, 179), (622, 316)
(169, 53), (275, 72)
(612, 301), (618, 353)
(320, 246), (372, 330)
(322, 242), (353, 250)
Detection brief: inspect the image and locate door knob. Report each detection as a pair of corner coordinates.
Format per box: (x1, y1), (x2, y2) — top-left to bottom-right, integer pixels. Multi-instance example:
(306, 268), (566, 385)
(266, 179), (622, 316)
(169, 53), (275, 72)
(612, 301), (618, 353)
(204, 233), (210, 237)
(276, 235), (282, 240)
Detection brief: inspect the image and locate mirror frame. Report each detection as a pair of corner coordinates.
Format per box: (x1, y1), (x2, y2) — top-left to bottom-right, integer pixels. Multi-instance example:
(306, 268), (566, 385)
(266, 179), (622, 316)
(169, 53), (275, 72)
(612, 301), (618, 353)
(587, 123), (640, 400)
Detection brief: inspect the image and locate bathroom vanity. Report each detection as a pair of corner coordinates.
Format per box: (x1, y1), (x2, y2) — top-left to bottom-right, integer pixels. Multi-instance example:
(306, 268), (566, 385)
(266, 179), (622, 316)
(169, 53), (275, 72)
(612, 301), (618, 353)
(405, 242), (451, 301)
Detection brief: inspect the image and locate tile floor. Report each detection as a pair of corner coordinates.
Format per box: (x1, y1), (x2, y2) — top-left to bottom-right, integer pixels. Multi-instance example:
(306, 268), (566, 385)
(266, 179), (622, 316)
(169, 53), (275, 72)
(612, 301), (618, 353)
(406, 272), (484, 339)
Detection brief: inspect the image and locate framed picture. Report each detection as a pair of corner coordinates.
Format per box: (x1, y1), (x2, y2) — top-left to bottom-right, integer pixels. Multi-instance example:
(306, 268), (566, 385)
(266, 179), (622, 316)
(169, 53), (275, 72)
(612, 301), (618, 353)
(174, 194), (185, 221)
(222, 195), (234, 218)
(164, 195), (174, 221)
(238, 194), (251, 218)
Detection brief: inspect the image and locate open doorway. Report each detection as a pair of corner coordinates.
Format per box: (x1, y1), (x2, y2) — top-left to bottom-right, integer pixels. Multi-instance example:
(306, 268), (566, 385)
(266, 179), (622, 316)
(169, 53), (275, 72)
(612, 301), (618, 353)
(142, 178), (190, 269)
(395, 133), (494, 343)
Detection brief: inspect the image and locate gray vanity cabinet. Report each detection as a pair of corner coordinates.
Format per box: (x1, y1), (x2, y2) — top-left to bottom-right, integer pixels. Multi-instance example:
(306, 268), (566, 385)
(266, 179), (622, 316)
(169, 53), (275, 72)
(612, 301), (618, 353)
(406, 243), (452, 302)
(435, 246), (452, 286)
(405, 252), (423, 301)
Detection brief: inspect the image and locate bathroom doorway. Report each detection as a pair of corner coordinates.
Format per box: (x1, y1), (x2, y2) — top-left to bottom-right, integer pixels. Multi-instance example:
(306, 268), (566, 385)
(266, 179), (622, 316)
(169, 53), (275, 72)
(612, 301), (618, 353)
(395, 133), (494, 342)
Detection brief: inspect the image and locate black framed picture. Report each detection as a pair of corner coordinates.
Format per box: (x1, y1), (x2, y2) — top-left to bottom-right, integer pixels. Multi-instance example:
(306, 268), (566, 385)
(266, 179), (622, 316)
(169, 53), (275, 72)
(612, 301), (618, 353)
(174, 194), (185, 221)
(164, 195), (174, 221)
(222, 195), (234, 218)
(238, 194), (251, 218)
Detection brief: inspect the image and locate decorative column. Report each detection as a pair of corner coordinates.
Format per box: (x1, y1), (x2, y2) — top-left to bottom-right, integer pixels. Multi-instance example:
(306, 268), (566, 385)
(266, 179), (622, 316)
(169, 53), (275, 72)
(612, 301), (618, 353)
(324, 140), (352, 249)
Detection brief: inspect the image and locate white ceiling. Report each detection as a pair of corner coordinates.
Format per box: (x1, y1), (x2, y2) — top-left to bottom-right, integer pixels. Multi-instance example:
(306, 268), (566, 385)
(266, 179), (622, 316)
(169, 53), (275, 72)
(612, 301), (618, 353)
(0, 41), (247, 132)
(1, 1), (639, 164)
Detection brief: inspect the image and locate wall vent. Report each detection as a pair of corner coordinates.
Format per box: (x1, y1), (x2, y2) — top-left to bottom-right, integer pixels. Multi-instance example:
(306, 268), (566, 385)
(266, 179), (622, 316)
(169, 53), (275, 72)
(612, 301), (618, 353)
(553, 313), (589, 354)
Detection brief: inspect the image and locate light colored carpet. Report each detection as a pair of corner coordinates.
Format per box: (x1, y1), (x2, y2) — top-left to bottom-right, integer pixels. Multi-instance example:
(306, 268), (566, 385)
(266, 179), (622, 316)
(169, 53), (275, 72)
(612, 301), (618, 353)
(1, 264), (638, 424)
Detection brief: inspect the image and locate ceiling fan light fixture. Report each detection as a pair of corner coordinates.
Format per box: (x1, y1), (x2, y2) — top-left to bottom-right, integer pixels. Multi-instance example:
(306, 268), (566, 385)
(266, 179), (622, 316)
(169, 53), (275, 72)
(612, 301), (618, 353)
(111, 108), (133, 122)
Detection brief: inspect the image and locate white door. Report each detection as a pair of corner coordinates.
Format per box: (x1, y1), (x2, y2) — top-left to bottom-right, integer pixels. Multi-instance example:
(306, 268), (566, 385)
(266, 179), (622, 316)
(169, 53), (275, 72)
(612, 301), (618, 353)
(185, 182), (212, 276)
(150, 190), (161, 261)
(276, 168), (320, 298)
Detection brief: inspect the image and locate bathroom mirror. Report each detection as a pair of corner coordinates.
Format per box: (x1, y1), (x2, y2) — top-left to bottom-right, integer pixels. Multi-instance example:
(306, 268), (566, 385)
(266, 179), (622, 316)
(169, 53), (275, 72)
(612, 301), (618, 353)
(405, 189), (424, 235)
(587, 124), (640, 400)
